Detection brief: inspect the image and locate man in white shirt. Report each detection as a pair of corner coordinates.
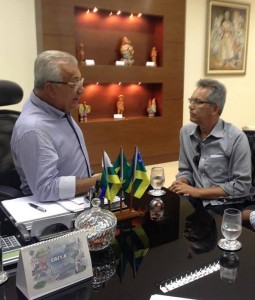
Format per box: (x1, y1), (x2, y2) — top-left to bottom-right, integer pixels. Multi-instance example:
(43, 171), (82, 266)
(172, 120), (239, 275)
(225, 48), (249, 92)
(11, 50), (100, 202)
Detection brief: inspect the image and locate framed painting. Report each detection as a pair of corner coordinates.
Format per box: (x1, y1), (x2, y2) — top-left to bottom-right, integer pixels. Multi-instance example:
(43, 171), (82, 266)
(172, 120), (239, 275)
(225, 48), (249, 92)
(206, 0), (250, 74)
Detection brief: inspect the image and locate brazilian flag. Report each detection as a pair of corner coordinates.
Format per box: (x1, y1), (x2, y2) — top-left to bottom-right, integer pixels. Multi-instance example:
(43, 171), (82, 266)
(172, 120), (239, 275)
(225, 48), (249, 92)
(113, 149), (132, 192)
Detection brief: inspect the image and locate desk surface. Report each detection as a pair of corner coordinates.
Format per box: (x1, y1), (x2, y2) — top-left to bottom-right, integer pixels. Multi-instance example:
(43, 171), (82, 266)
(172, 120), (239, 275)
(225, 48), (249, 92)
(1, 190), (255, 300)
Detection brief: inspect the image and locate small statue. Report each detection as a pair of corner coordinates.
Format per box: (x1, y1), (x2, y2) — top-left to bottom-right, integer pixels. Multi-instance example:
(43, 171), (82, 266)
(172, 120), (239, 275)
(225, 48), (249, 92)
(151, 47), (157, 66)
(120, 36), (134, 66)
(117, 94), (125, 115)
(78, 42), (85, 65)
(78, 101), (91, 122)
(147, 98), (157, 117)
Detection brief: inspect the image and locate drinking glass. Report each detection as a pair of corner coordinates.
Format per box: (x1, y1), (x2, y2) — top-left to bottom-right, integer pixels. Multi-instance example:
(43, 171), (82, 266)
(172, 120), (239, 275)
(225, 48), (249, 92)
(217, 208), (242, 251)
(148, 167), (166, 196)
(219, 251), (239, 283)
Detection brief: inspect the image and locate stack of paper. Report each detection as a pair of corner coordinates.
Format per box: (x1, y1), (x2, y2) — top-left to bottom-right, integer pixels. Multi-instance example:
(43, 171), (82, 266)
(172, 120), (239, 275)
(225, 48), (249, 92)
(2, 195), (90, 229)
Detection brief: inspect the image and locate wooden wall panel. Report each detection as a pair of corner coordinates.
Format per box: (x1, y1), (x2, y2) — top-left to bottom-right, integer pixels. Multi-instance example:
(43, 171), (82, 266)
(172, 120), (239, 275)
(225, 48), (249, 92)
(35, 0), (185, 173)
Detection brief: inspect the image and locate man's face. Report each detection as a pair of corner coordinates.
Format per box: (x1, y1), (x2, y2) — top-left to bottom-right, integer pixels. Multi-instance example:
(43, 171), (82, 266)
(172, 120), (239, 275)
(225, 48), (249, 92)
(50, 63), (84, 113)
(189, 87), (216, 125)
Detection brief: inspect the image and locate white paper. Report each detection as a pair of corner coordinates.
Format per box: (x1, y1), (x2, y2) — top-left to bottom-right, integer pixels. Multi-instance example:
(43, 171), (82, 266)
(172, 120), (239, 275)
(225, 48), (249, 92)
(2, 195), (86, 228)
(150, 295), (196, 300)
(57, 196), (90, 212)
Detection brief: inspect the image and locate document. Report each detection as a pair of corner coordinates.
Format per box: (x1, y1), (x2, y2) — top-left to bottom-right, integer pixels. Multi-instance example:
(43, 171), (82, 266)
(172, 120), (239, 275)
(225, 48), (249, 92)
(1, 195), (89, 229)
(150, 295), (196, 300)
(57, 196), (90, 212)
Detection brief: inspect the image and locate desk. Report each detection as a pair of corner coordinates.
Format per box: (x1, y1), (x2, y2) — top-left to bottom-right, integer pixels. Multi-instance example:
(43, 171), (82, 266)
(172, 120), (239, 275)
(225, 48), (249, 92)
(1, 190), (255, 300)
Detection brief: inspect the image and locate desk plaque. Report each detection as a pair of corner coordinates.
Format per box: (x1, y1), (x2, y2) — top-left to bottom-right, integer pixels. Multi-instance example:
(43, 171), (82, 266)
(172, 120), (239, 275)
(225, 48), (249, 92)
(16, 229), (92, 300)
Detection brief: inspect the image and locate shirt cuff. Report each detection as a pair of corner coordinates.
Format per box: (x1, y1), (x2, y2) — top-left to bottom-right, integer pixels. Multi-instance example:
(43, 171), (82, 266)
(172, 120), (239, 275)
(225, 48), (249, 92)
(249, 211), (255, 229)
(59, 176), (76, 200)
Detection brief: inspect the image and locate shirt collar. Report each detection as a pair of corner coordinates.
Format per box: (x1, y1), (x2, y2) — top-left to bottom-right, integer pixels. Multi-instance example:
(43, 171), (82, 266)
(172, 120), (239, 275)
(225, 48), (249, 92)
(30, 91), (66, 119)
(190, 119), (224, 140)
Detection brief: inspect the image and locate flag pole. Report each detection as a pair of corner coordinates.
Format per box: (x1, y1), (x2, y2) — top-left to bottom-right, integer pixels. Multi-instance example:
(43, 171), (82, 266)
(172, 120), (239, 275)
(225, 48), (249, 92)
(130, 146), (138, 211)
(120, 147), (124, 212)
(102, 150), (111, 211)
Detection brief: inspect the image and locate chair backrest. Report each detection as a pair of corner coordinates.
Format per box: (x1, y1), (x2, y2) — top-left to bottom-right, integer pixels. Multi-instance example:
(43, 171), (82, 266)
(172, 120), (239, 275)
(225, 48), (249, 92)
(243, 130), (255, 187)
(0, 80), (23, 192)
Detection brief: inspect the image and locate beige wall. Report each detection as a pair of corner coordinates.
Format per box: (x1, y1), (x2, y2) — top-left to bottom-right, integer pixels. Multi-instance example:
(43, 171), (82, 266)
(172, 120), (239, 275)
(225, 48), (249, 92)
(0, 0), (37, 110)
(0, 0), (254, 129)
(185, 0), (255, 129)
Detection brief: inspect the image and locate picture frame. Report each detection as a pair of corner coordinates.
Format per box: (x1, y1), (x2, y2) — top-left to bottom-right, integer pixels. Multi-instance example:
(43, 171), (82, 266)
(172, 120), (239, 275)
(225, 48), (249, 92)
(206, 0), (250, 75)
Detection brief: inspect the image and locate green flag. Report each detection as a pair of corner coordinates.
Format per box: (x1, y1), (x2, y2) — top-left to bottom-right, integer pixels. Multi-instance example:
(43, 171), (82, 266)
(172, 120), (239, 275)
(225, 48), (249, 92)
(100, 151), (121, 203)
(127, 147), (150, 198)
(113, 148), (132, 192)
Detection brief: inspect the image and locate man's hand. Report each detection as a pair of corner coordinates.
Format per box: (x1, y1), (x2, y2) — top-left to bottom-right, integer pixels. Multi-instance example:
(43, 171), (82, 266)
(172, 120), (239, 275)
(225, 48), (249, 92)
(169, 179), (200, 198)
(169, 178), (228, 199)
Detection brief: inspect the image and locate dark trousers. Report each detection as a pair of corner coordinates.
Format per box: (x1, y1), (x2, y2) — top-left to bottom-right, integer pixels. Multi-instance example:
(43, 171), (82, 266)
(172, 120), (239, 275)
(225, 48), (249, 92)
(188, 197), (253, 216)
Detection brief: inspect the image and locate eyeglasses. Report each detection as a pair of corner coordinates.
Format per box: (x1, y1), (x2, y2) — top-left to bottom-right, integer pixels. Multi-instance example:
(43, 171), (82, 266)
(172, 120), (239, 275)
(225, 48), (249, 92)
(193, 142), (201, 167)
(48, 78), (84, 89)
(188, 98), (211, 106)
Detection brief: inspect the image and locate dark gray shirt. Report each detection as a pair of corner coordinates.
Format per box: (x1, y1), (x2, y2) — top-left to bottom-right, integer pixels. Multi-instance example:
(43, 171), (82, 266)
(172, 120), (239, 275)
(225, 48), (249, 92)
(11, 92), (91, 202)
(177, 119), (252, 205)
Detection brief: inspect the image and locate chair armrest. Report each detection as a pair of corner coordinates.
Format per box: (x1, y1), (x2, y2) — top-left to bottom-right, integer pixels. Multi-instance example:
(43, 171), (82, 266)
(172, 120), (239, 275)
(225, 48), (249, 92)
(0, 185), (23, 200)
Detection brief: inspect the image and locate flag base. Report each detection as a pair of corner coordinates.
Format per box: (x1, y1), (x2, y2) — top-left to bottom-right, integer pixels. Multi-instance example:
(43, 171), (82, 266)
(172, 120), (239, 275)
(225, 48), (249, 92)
(114, 209), (141, 222)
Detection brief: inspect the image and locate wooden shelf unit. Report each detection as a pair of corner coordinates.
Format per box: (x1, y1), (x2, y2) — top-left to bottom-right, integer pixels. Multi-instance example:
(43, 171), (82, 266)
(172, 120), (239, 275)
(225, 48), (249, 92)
(35, 0), (185, 173)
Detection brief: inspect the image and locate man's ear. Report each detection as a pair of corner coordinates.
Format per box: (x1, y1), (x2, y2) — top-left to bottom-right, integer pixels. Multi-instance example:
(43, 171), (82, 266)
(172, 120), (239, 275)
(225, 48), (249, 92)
(212, 103), (220, 116)
(44, 82), (56, 98)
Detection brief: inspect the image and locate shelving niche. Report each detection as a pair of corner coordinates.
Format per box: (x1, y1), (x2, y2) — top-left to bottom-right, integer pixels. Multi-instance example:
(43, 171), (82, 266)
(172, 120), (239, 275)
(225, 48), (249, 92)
(35, 0), (185, 173)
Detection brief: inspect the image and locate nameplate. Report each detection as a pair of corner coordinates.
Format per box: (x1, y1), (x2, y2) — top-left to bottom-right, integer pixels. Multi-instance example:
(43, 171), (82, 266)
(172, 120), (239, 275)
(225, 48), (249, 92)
(115, 61), (125, 66)
(113, 114), (124, 119)
(146, 61), (156, 67)
(16, 230), (92, 300)
(85, 59), (95, 66)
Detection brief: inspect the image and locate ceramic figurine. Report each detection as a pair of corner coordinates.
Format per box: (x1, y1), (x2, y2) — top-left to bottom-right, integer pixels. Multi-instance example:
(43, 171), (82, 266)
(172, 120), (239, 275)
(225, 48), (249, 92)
(147, 98), (157, 117)
(78, 101), (91, 122)
(151, 46), (158, 66)
(120, 36), (134, 66)
(78, 42), (85, 65)
(117, 94), (125, 115)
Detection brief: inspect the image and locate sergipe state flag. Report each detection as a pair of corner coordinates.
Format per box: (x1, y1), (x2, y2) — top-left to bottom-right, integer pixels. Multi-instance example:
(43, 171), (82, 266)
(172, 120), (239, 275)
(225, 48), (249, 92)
(100, 151), (121, 202)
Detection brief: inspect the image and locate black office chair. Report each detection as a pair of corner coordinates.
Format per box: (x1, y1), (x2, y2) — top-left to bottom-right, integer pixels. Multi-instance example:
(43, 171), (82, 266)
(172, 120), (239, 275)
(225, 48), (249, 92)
(243, 129), (255, 188)
(0, 80), (24, 200)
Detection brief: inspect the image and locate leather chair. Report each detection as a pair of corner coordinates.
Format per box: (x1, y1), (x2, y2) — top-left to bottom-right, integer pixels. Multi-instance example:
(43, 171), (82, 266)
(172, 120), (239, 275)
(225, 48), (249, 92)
(0, 80), (24, 200)
(243, 129), (255, 187)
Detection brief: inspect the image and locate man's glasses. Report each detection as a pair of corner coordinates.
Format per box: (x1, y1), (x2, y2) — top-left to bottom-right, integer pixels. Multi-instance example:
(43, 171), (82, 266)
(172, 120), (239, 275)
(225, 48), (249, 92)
(193, 142), (201, 167)
(49, 78), (84, 89)
(188, 98), (211, 106)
